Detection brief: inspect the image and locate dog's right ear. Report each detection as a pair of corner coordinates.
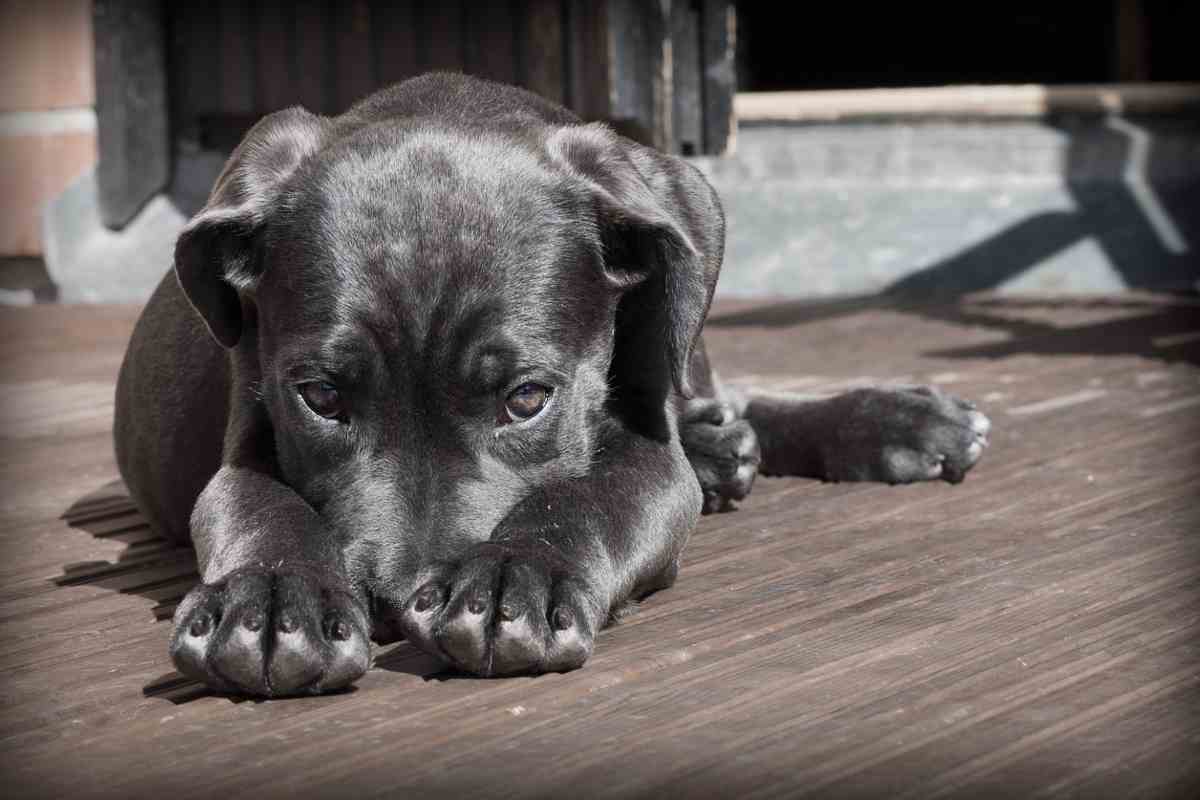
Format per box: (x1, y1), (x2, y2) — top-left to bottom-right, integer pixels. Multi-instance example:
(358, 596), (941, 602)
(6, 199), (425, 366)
(174, 107), (329, 348)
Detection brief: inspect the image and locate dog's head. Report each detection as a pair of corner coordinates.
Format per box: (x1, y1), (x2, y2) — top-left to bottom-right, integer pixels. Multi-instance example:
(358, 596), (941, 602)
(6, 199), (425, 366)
(173, 101), (721, 601)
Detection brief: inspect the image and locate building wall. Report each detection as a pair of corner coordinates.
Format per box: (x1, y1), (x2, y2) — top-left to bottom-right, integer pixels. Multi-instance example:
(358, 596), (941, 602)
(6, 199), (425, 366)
(0, 0), (97, 256)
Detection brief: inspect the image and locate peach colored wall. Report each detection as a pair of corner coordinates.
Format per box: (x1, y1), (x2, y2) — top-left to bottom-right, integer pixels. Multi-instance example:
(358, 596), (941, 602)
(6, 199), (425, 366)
(0, 0), (97, 256)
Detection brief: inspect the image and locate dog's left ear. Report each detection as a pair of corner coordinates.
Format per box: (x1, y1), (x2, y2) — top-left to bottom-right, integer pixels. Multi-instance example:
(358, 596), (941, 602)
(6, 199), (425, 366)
(548, 123), (723, 402)
(175, 107), (330, 347)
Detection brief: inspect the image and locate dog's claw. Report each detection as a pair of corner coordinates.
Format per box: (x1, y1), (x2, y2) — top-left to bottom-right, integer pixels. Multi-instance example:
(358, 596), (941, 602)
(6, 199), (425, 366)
(413, 584), (441, 612)
(188, 613), (213, 638)
(551, 605), (574, 631)
(327, 616), (352, 641)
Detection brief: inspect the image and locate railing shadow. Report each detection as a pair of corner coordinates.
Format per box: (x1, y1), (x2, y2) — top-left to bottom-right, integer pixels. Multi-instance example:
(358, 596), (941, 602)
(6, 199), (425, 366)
(708, 293), (1200, 368)
(913, 296), (1200, 366)
(710, 114), (1199, 354)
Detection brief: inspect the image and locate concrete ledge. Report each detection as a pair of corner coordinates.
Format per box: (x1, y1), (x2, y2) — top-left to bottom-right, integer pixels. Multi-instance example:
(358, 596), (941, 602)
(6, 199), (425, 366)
(40, 117), (1199, 303)
(0, 108), (97, 136)
(41, 150), (225, 303)
(736, 83), (1200, 123)
(693, 116), (1199, 297)
(42, 168), (185, 303)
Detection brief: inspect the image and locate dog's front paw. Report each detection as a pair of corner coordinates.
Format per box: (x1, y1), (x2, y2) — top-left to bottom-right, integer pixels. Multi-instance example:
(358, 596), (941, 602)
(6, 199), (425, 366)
(398, 542), (601, 677)
(827, 386), (991, 484)
(170, 565), (370, 697)
(681, 398), (761, 513)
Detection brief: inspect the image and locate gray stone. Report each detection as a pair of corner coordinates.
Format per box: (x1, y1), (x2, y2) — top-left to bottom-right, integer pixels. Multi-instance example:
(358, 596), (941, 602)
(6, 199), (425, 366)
(42, 151), (224, 304)
(695, 117), (1200, 298)
(43, 168), (183, 303)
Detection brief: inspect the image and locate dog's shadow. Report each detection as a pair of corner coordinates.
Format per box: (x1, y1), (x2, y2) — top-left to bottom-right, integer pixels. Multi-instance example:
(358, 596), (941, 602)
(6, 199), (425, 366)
(58, 479), (217, 704)
(59, 480), (455, 703)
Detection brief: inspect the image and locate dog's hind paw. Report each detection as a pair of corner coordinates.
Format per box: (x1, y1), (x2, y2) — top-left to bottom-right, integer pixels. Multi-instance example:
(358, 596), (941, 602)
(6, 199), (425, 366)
(169, 565), (371, 697)
(823, 386), (991, 485)
(681, 398), (761, 513)
(397, 542), (601, 677)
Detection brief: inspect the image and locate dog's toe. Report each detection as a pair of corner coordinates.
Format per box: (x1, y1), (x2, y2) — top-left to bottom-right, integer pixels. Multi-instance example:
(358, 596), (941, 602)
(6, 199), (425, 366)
(682, 400), (761, 514)
(967, 408), (992, 441)
(435, 590), (493, 672)
(831, 386), (992, 485)
(491, 615), (545, 674)
(169, 566), (370, 697)
(210, 616), (270, 694)
(399, 546), (597, 677)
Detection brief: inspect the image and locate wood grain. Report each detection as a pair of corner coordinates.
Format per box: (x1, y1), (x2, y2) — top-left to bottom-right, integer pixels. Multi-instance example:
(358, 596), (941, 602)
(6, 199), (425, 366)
(0, 294), (1197, 798)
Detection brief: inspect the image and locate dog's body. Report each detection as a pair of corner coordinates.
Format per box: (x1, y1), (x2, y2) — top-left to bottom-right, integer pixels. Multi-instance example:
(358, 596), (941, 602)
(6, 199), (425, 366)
(115, 74), (990, 696)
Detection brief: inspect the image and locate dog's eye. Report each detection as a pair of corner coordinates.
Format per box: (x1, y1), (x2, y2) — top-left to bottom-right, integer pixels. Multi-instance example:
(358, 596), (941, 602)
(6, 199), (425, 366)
(299, 381), (344, 420)
(503, 382), (552, 422)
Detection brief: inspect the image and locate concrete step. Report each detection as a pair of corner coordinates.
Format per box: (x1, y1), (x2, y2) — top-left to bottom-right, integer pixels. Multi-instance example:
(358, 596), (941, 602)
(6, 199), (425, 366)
(41, 117), (1200, 303)
(695, 117), (1200, 297)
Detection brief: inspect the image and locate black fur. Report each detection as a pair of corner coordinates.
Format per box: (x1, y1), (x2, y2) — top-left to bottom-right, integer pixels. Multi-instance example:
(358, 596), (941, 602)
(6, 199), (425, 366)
(114, 74), (990, 696)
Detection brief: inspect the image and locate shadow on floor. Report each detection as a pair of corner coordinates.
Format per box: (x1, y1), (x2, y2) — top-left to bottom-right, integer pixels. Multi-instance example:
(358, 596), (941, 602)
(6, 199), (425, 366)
(58, 479), (198, 622)
(915, 297), (1200, 366)
(58, 480), (453, 700)
(708, 294), (1200, 368)
(372, 644), (455, 680)
(711, 115), (1198, 350)
(58, 479), (212, 703)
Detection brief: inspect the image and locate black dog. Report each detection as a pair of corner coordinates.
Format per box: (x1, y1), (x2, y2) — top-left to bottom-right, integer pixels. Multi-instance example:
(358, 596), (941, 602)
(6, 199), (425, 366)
(114, 73), (990, 696)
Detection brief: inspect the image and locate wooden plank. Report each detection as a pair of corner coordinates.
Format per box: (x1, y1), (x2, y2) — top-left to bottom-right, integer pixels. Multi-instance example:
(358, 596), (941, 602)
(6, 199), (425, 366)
(518, 0), (565, 105)
(92, 0), (169, 228)
(605, 0), (669, 149)
(564, 0), (609, 121)
(700, 0), (736, 154)
(167, 3), (218, 147)
(464, 0), (518, 85)
(1115, 0), (1150, 82)
(254, 0), (295, 113)
(671, 0), (703, 155)
(293, 0), (334, 114)
(334, 0), (375, 109)
(421, 0), (465, 74)
(372, 0), (420, 89)
(218, 0), (255, 116)
(0, 295), (1197, 796)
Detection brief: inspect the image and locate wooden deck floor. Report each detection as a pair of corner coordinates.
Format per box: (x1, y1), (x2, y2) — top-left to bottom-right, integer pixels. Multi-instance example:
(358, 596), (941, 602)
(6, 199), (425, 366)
(1, 294), (1198, 798)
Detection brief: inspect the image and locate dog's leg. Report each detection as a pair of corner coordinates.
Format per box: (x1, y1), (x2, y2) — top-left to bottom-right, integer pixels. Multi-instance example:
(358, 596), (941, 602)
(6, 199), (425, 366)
(397, 430), (699, 677)
(733, 384), (991, 485)
(169, 465), (371, 696)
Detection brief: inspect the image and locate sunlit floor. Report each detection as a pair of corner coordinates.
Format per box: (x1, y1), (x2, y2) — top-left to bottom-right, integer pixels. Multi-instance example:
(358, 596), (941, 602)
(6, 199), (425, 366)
(1, 293), (1197, 798)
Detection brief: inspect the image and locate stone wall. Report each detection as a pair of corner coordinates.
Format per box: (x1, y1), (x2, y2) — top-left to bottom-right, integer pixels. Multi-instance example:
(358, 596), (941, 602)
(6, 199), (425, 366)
(0, 0), (97, 257)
